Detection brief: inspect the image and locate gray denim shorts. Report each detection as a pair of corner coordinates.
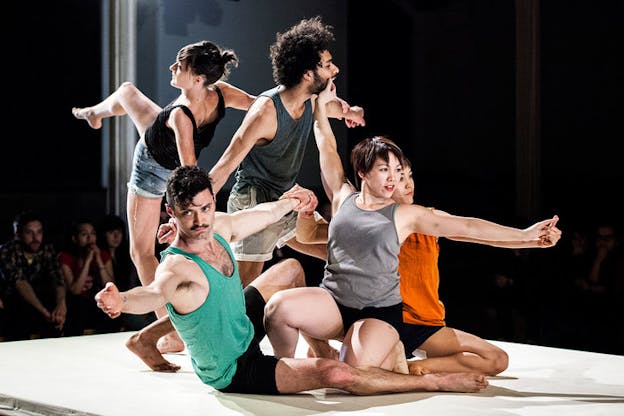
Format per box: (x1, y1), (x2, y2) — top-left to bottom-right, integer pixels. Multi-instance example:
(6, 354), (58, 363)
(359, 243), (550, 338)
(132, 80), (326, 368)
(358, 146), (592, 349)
(227, 185), (297, 262)
(127, 139), (173, 198)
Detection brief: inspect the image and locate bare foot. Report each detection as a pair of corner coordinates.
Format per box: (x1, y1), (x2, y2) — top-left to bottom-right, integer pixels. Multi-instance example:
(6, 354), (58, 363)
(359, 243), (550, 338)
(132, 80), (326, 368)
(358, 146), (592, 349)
(157, 331), (185, 354)
(126, 332), (181, 372)
(72, 107), (102, 129)
(408, 360), (431, 376)
(425, 372), (489, 393)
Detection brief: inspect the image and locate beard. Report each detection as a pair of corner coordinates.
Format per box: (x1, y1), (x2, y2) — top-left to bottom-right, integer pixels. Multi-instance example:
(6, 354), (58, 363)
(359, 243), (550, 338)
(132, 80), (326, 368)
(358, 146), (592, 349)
(24, 241), (41, 254)
(309, 71), (329, 95)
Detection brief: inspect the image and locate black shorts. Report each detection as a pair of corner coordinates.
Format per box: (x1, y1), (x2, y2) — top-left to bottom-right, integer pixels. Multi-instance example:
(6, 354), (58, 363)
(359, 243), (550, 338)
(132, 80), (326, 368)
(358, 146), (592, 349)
(244, 284), (267, 344)
(399, 322), (443, 358)
(337, 302), (403, 334)
(219, 285), (280, 395)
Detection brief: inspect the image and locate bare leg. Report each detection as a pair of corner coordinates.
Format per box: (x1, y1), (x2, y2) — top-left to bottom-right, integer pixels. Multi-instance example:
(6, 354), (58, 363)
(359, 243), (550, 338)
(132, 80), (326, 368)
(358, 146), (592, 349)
(412, 327), (509, 376)
(125, 316), (181, 372)
(264, 287), (343, 358)
(274, 357), (488, 395)
(237, 260), (264, 288)
(127, 191), (184, 353)
(72, 82), (161, 133)
(304, 335), (340, 359)
(341, 318), (408, 373)
(249, 258), (306, 301)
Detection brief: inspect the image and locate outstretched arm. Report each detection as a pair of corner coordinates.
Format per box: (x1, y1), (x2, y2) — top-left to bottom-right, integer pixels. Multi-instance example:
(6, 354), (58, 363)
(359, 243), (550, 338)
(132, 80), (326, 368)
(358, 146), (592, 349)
(398, 205), (561, 247)
(215, 188), (315, 242)
(313, 79), (356, 211)
(432, 209), (562, 248)
(95, 258), (186, 318)
(95, 280), (167, 319)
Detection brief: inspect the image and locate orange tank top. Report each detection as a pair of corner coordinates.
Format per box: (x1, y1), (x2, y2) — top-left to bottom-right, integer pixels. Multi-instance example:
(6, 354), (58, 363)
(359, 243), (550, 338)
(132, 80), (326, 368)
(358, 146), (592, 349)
(399, 233), (446, 326)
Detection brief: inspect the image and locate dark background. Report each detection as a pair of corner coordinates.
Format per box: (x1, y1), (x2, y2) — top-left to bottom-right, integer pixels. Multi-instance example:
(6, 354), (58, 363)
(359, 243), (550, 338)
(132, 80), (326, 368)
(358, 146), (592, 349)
(2, 0), (622, 352)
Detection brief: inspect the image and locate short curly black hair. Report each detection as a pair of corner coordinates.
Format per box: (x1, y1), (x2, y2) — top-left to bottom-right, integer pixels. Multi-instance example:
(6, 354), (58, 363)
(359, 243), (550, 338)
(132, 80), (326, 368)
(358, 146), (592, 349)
(166, 166), (214, 209)
(269, 16), (335, 88)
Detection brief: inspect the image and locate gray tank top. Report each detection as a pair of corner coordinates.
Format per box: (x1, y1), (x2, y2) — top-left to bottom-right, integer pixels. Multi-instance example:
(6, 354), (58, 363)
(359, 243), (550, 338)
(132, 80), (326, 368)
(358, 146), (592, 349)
(232, 86), (313, 196)
(320, 193), (402, 308)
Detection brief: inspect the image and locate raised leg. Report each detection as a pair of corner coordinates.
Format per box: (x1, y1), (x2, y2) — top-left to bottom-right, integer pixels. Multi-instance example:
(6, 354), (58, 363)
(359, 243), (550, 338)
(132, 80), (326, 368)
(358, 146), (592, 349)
(72, 82), (161, 134)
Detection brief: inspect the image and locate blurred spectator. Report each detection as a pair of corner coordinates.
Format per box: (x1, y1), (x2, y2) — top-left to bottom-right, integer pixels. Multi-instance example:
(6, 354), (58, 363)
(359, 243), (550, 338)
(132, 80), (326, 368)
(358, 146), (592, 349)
(0, 210), (66, 340)
(550, 225), (592, 349)
(97, 215), (136, 292)
(59, 219), (119, 335)
(97, 214), (155, 331)
(578, 222), (623, 354)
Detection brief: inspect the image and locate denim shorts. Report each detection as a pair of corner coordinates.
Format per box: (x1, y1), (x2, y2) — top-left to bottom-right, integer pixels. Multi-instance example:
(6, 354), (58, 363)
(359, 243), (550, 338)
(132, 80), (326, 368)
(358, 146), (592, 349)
(226, 185), (297, 262)
(127, 139), (172, 198)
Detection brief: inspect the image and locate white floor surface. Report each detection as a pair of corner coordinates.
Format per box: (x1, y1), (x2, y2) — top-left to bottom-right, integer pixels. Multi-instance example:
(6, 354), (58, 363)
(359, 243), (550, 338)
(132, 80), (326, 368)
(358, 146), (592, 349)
(0, 332), (623, 416)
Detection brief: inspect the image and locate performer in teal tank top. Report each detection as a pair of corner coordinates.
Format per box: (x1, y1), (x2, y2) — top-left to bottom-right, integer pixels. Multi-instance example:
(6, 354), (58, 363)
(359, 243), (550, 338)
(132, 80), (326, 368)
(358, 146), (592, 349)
(162, 240), (253, 389)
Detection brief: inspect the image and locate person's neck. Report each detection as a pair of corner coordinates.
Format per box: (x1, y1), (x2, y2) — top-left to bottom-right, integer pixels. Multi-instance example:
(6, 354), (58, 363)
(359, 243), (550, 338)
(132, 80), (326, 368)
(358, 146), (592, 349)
(278, 84), (313, 108)
(172, 232), (218, 256)
(357, 190), (393, 211)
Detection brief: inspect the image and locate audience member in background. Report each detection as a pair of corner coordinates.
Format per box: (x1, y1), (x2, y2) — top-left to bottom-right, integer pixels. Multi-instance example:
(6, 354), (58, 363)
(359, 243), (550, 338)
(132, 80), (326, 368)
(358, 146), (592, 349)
(578, 222), (623, 354)
(0, 272), (5, 340)
(0, 210), (66, 340)
(97, 214), (155, 331)
(59, 219), (119, 335)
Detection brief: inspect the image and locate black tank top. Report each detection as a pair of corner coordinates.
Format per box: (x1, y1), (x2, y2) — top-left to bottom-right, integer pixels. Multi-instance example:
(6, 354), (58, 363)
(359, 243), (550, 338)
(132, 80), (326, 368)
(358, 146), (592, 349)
(145, 86), (225, 170)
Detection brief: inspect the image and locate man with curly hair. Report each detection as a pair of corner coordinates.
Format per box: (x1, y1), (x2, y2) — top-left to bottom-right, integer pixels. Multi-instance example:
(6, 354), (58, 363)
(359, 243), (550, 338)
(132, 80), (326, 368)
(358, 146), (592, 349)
(209, 16), (366, 287)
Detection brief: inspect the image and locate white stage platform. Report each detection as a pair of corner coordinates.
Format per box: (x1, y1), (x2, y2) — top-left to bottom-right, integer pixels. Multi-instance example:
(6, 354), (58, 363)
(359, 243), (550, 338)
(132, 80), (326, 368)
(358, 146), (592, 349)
(0, 332), (622, 416)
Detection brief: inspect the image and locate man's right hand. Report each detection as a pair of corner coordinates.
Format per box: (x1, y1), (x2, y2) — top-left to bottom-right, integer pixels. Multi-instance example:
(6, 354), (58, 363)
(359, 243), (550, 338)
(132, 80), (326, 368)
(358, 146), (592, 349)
(95, 282), (122, 319)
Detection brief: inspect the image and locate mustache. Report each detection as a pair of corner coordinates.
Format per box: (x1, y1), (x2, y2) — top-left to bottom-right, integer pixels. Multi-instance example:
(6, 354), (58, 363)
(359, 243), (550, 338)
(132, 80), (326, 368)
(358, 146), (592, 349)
(190, 224), (210, 231)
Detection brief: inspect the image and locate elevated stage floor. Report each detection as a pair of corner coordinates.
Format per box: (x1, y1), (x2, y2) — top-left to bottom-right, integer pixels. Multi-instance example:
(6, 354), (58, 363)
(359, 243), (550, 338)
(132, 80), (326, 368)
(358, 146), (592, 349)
(0, 332), (622, 416)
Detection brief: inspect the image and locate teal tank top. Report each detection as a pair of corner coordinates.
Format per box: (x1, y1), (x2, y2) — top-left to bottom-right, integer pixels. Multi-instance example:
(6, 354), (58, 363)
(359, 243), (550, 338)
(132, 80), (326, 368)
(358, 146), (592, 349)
(232, 86), (314, 196)
(162, 234), (254, 389)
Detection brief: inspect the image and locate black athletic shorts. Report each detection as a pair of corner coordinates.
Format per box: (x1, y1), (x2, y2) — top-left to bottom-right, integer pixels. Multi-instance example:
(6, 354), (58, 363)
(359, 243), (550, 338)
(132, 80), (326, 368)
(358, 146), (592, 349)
(336, 301), (403, 334)
(219, 285), (280, 395)
(399, 323), (443, 358)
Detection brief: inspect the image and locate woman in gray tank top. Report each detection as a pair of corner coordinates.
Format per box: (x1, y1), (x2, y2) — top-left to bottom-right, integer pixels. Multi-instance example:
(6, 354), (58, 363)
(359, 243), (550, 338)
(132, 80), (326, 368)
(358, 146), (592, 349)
(264, 79), (561, 376)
